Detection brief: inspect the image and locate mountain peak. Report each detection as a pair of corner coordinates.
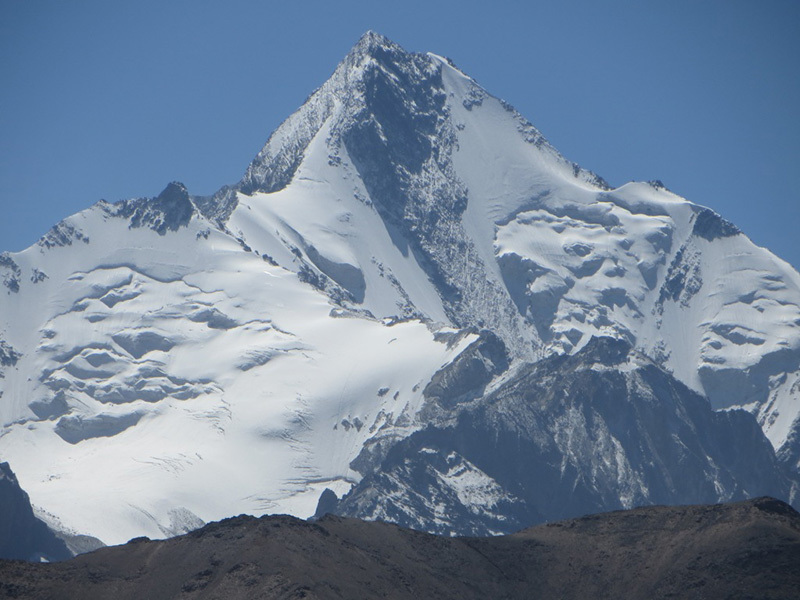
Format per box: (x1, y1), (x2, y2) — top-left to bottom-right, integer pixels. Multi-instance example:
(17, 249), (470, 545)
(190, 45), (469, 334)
(239, 31), (435, 196)
(157, 180), (188, 198)
(348, 30), (398, 59)
(334, 31), (424, 90)
(111, 180), (194, 235)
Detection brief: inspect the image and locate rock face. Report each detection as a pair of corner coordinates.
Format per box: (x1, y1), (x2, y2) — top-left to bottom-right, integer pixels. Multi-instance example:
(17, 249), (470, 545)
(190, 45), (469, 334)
(0, 462), (70, 562)
(0, 31), (799, 544)
(335, 337), (799, 535)
(0, 498), (798, 599)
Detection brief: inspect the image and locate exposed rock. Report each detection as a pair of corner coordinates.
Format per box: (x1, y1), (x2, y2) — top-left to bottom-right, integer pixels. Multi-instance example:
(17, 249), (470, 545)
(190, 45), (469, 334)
(336, 337), (799, 535)
(114, 182), (194, 235)
(0, 462), (71, 561)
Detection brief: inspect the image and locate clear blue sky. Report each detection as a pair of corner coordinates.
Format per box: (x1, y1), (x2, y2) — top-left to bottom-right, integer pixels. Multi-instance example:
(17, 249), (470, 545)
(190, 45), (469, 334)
(2, 0), (798, 269)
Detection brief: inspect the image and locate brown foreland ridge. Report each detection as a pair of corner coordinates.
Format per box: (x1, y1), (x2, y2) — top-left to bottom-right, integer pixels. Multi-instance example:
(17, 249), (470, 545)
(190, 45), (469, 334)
(1, 496), (798, 600)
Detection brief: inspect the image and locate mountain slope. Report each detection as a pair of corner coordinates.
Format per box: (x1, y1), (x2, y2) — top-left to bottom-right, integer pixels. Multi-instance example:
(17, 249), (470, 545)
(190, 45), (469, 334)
(0, 32), (799, 544)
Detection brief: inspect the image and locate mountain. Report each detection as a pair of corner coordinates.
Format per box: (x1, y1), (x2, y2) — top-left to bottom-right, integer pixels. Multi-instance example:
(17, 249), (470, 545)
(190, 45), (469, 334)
(1, 498), (798, 599)
(0, 31), (799, 544)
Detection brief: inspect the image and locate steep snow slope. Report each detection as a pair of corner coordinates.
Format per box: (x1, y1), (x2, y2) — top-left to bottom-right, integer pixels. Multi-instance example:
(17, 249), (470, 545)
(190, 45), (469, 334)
(1, 32), (799, 544)
(0, 185), (474, 544)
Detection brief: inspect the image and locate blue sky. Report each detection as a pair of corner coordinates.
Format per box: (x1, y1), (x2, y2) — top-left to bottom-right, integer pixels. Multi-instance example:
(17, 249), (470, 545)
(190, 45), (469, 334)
(2, 0), (798, 269)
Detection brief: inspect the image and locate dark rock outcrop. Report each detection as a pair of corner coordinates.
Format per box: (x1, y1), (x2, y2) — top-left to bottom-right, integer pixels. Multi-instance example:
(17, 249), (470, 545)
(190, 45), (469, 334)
(0, 462), (71, 562)
(114, 182), (195, 235)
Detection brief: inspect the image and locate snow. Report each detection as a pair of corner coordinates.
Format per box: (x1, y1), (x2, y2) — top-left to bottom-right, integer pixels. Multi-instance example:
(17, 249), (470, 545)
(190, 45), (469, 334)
(0, 199), (475, 544)
(230, 113), (451, 323)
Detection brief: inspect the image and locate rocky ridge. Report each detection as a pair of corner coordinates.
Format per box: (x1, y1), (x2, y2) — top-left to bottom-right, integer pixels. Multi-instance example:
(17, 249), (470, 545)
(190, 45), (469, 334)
(0, 497), (798, 599)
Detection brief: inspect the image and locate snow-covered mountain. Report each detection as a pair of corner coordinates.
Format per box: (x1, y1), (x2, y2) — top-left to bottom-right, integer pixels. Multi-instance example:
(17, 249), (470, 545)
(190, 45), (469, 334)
(1, 32), (799, 544)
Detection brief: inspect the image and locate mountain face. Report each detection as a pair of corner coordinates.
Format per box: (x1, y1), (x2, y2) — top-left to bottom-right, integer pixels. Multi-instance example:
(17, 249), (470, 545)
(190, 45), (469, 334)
(333, 337), (798, 535)
(0, 32), (799, 544)
(1, 498), (798, 600)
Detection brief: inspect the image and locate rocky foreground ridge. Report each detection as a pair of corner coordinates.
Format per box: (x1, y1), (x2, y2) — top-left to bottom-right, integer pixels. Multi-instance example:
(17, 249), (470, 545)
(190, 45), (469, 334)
(1, 497), (798, 600)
